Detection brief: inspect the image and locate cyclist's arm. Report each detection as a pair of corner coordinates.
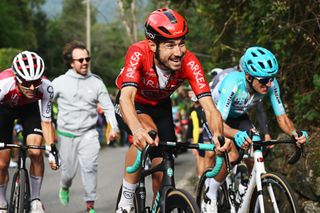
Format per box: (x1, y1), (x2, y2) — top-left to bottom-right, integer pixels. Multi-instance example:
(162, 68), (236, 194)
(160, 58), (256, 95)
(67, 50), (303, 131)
(41, 121), (55, 145)
(269, 80), (307, 143)
(276, 113), (295, 135)
(119, 86), (155, 148)
(214, 76), (239, 138)
(198, 96), (225, 150)
(267, 79), (295, 135)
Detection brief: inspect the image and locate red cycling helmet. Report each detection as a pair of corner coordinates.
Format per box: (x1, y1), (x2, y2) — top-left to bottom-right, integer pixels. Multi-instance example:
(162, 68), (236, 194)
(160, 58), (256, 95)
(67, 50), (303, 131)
(145, 8), (188, 41)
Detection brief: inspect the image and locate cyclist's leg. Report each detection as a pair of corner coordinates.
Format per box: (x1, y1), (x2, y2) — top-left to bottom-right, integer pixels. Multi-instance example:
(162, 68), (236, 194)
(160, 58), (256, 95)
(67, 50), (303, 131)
(77, 129), (100, 210)
(226, 114), (256, 174)
(116, 110), (157, 211)
(22, 103), (44, 201)
(0, 105), (17, 208)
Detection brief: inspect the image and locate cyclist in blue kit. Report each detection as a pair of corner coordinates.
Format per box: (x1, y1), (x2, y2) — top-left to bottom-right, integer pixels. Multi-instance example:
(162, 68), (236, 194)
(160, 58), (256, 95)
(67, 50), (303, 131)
(201, 46), (309, 213)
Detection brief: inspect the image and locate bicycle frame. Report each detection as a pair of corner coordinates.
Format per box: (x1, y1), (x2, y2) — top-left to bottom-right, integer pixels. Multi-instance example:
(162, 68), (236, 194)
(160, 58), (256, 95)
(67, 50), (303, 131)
(127, 136), (224, 213)
(0, 142), (52, 213)
(135, 148), (176, 213)
(229, 147), (267, 213)
(224, 138), (301, 213)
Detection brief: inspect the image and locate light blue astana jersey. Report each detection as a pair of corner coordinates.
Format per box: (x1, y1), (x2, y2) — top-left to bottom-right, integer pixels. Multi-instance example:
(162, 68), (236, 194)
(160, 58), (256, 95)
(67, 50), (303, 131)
(211, 69), (285, 121)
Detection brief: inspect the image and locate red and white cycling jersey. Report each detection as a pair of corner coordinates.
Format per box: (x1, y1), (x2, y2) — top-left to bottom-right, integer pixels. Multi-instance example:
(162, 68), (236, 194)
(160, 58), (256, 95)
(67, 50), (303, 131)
(116, 40), (211, 106)
(0, 69), (53, 121)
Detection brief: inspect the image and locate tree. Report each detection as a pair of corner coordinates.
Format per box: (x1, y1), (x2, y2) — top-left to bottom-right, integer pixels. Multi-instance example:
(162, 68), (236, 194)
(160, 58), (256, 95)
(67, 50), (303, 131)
(0, 48), (21, 70)
(0, 0), (46, 49)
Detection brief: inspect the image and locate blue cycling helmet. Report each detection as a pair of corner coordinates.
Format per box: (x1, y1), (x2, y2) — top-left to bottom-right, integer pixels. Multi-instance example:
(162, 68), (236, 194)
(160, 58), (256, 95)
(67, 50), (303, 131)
(240, 46), (278, 77)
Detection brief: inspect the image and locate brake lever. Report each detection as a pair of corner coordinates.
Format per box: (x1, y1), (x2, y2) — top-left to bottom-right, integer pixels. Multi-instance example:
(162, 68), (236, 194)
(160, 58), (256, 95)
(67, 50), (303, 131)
(141, 130), (157, 168)
(218, 136), (231, 173)
(287, 131), (304, 165)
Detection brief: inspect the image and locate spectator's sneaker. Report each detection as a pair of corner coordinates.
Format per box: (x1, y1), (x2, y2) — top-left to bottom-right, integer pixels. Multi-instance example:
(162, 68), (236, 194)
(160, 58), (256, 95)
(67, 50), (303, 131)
(30, 199), (45, 213)
(116, 205), (134, 213)
(86, 201), (95, 213)
(86, 207), (96, 213)
(59, 188), (69, 206)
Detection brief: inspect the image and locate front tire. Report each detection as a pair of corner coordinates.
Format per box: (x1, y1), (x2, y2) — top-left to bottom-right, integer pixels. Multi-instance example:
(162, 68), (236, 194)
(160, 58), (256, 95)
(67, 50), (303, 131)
(9, 169), (29, 213)
(249, 172), (299, 213)
(157, 189), (200, 213)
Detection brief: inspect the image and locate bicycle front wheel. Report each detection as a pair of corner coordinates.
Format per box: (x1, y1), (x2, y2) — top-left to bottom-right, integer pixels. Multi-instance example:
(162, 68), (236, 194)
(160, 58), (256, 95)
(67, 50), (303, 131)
(249, 172), (299, 213)
(9, 169), (29, 213)
(196, 169), (230, 213)
(156, 189), (200, 213)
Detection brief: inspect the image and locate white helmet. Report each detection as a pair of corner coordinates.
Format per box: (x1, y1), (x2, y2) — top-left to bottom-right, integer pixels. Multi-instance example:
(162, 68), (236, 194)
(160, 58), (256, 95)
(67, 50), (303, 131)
(12, 51), (45, 83)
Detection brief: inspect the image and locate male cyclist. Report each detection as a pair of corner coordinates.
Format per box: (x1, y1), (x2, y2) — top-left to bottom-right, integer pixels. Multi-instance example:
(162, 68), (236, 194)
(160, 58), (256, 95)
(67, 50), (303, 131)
(201, 46), (309, 213)
(0, 51), (59, 213)
(115, 8), (226, 213)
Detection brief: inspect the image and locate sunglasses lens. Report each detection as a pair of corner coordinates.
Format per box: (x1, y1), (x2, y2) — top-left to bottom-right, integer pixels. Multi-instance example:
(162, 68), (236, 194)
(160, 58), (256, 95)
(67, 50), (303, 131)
(74, 57), (91, 63)
(257, 77), (273, 84)
(21, 79), (42, 88)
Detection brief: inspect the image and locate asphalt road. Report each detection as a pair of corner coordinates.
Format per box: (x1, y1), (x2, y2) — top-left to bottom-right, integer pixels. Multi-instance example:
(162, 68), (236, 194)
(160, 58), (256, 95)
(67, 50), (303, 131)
(7, 145), (197, 213)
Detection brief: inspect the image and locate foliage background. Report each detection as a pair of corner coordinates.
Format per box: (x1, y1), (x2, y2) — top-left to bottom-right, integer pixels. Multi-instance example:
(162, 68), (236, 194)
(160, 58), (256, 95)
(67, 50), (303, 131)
(0, 0), (319, 208)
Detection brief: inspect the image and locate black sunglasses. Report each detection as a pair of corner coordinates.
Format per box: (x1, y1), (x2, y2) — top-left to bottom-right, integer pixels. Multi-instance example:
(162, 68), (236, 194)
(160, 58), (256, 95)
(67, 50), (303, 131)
(255, 76), (274, 85)
(73, 57), (91, 63)
(19, 79), (42, 89)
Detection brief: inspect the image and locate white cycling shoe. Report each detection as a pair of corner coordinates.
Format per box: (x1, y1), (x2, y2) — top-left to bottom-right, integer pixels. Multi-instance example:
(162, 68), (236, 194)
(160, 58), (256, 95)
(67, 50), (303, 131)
(116, 205), (134, 213)
(201, 195), (217, 213)
(0, 208), (7, 213)
(30, 199), (45, 213)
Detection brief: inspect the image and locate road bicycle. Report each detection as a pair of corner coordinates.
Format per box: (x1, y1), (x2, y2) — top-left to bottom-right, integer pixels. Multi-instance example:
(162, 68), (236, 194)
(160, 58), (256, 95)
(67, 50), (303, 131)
(196, 132), (303, 213)
(116, 130), (225, 213)
(0, 135), (58, 213)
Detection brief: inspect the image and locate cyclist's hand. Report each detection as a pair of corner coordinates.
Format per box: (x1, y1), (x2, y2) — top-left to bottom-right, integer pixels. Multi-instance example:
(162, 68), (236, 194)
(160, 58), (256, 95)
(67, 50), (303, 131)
(108, 130), (118, 141)
(215, 137), (231, 153)
(133, 128), (158, 150)
(264, 134), (274, 148)
(48, 144), (60, 170)
(234, 131), (252, 149)
(292, 130), (308, 146)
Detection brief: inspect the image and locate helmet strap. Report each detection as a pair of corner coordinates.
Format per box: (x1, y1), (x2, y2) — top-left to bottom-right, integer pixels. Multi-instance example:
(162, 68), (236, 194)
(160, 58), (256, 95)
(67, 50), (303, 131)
(246, 75), (258, 93)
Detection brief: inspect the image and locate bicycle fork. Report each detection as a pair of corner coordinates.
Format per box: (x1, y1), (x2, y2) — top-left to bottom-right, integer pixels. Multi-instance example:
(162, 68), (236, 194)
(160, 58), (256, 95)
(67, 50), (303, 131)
(238, 149), (266, 213)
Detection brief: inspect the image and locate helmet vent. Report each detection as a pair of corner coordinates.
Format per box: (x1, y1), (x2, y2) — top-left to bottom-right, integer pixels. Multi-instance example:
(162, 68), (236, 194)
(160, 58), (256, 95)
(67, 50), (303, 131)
(267, 60), (273, 68)
(258, 49), (265, 54)
(158, 26), (171, 35)
(250, 65), (257, 72)
(163, 10), (177, 24)
(251, 52), (257, 57)
(258, 62), (265, 69)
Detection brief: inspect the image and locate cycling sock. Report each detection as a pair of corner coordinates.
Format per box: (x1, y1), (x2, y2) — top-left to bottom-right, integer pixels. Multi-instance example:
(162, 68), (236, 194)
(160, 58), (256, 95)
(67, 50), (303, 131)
(0, 184), (7, 207)
(206, 178), (221, 200)
(118, 179), (137, 209)
(30, 175), (42, 200)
